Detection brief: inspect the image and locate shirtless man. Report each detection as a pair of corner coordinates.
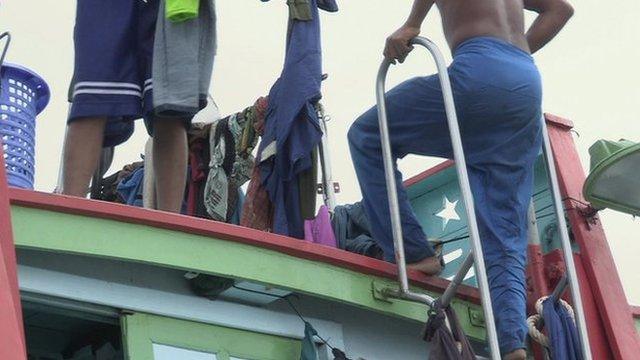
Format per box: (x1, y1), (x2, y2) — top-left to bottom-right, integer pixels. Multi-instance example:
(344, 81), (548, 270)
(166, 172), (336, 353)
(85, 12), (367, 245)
(348, 1), (573, 358)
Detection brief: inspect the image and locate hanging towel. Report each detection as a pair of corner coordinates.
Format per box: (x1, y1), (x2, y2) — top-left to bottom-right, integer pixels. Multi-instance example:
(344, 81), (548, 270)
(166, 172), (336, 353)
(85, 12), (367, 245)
(166, 0), (200, 22)
(152, 0), (216, 121)
(542, 297), (584, 360)
(423, 304), (477, 360)
(300, 322), (319, 360)
(304, 205), (337, 248)
(257, 0), (334, 239)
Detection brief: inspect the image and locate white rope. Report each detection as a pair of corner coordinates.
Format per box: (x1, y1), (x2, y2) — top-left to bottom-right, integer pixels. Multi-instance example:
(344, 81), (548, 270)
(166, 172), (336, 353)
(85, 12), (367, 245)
(527, 296), (576, 348)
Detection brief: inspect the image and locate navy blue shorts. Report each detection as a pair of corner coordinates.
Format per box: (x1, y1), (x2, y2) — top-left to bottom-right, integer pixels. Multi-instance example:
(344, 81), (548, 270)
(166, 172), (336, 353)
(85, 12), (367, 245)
(68, 0), (159, 146)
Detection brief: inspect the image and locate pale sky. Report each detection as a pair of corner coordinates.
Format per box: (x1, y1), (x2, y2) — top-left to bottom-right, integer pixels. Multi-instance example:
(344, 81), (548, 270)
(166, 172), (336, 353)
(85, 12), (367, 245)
(1, 1), (639, 303)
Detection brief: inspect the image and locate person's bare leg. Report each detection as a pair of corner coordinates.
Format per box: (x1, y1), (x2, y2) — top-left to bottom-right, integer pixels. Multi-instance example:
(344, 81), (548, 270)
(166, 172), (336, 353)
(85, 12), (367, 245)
(62, 117), (107, 197)
(153, 118), (187, 213)
(407, 256), (442, 275)
(504, 349), (526, 360)
(407, 242), (443, 275)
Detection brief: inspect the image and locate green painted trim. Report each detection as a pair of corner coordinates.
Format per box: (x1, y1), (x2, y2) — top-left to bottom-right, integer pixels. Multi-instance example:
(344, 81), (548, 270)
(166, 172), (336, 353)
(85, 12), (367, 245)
(123, 313), (301, 360)
(635, 317), (640, 334)
(11, 205), (486, 340)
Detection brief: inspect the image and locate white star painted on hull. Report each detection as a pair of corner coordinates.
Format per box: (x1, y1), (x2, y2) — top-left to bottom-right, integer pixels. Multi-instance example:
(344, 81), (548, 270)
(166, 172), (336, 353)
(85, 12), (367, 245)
(436, 196), (460, 230)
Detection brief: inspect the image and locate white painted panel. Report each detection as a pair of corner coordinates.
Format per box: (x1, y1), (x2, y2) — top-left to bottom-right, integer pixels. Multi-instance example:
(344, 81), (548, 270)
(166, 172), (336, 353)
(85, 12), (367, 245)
(152, 344), (217, 360)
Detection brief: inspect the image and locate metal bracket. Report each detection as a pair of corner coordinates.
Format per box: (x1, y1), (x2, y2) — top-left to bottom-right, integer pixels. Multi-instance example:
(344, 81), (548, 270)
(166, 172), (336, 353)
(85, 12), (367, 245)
(316, 182), (340, 195)
(468, 307), (486, 328)
(371, 281), (394, 303)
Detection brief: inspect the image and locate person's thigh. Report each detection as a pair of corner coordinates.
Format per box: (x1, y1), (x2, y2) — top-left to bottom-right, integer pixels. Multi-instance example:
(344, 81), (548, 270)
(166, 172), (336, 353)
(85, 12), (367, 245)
(365, 75), (455, 159)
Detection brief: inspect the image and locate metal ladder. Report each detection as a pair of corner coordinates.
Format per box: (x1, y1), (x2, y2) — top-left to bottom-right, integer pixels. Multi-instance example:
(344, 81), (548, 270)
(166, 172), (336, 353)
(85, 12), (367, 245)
(375, 36), (592, 359)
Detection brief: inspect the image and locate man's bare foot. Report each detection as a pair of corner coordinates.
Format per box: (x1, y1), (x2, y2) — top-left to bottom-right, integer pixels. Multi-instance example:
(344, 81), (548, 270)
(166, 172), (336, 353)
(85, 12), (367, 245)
(407, 256), (442, 276)
(504, 349), (526, 360)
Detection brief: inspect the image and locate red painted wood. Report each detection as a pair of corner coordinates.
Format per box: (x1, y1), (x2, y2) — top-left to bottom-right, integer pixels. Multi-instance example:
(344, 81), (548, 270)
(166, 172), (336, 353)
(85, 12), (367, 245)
(0, 145), (27, 359)
(572, 253), (613, 360)
(8, 188), (481, 304)
(403, 160), (454, 188)
(545, 113), (640, 359)
(527, 244), (550, 360)
(526, 244), (550, 306)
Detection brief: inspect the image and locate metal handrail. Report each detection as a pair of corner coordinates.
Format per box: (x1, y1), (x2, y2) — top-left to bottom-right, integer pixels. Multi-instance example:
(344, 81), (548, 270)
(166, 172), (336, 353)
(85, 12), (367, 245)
(316, 103), (337, 211)
(0, 32), (12, 95)
(375, 36), (500, 359)
(540, 115), (592, 359)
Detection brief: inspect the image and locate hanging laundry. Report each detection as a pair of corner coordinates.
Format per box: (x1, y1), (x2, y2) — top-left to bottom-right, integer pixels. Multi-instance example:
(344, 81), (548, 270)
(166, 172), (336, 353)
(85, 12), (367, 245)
(331, 348), (351, 360)
(241, 164), (275, 231)
(542, 297), (584, 360)
(300, 322), (319, 360)
(240, 97), (268, 157)
(186, 135), (210, 217)
(229, 188), (245, 225)
(204, 119), (231, 221)
(117, 166), (145, 207)
(241, 97), (275, 232)
(185, 122), (213, 217)
(102, 119), (135, 148)
(304, 205), (337, 248)
(257, 0), (338, 239)
(152, 0), (216, 125)
(204, 99), (265, 222)
(288, 0), (313, 21)
(316, 0), (338, 12)
(423, 304), (477, 360)
(166, 0), (200, 23)
(260, 0), (338, 13)
(299, 321), (353, 360)
(298, 148), (318, 221)
(332, 202), (383, 259)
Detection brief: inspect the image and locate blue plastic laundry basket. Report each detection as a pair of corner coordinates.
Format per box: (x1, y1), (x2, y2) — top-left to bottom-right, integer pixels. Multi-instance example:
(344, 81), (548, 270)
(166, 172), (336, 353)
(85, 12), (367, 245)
(0, 63), (50, 189)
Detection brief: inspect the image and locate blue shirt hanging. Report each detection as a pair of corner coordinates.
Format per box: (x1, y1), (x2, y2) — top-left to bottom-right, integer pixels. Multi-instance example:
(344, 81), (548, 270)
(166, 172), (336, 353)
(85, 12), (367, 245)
(258, 0), (336, 238)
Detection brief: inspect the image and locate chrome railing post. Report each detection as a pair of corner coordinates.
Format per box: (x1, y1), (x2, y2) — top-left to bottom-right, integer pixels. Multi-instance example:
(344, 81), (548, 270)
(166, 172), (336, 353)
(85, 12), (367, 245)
(375, 36), (500, 359)
(540, 115), (592, 359)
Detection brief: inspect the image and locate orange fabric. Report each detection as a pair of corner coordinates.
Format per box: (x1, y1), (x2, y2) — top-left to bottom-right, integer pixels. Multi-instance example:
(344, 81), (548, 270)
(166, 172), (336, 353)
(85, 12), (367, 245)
(240, 97), (274, 231)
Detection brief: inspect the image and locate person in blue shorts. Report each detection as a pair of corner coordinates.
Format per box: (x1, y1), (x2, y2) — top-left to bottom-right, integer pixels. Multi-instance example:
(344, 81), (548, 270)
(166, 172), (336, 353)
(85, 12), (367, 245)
(62, 0), (193, 212)
(348, 0), (573, 358)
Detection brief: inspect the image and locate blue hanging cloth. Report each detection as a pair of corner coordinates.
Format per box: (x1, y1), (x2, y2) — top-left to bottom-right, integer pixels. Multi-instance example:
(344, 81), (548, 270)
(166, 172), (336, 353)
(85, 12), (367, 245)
(300, 322), (319, 360)
(257, 0), (336, 238)
(259, 0), (338, 13)
(117, 166), (145, 207)
(542, 297), (584, 360)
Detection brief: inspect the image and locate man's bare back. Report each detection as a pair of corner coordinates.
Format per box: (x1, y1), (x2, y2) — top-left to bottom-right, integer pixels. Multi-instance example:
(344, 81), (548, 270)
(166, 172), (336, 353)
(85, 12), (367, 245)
(437, 0), (529, 52)
(384, 0), (573, 63)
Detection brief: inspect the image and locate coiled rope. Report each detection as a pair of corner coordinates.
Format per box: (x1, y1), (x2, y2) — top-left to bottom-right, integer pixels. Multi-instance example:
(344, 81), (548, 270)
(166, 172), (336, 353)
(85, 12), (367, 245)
(527, 296), (576, 347)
